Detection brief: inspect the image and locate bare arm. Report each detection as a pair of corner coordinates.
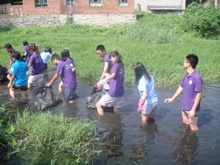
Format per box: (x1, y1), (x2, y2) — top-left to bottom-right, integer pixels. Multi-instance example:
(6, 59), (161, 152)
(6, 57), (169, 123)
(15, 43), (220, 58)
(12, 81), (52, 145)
(45, 74), (59, 87)
(7, 74), (15, 89)
(101, 62), (109, 79)
(164, 86), (183, 103)
(188, 92), (202, 118)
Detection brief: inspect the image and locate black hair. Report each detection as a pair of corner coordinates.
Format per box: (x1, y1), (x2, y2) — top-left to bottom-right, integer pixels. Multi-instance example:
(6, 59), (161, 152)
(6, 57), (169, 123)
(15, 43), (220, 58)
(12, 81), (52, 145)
(11, 51), (24, 61)
(109, 51), (123, 65)
(186, 54), (198, 69)
(45, 47), (52, 54)
(96, 45), (105, 51)
(23, 40), (28, 46)
(4, 43), (12, 49)
(61, 49), (72, 61)
(51, 53), (61, 61)
(133, 62), (151, 85)
(28, 43), (39, 52)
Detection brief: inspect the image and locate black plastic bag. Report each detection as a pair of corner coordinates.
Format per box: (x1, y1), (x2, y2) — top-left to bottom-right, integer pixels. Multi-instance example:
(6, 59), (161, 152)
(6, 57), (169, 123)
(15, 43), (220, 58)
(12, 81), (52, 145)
(86, 85), (113, 111)
(34, 87), (62, 111)
(0, 65), (8, 84)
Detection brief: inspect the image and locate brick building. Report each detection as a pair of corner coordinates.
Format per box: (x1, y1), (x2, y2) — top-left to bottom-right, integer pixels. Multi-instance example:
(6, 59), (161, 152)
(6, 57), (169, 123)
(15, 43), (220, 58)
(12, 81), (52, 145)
(0, 0), (136, 27)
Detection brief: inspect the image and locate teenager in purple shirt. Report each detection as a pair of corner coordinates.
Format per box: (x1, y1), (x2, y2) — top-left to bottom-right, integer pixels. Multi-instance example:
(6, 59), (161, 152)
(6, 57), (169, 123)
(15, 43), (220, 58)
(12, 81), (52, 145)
(23, 40), (31, 63)
(46, 51), (77, 103)
(96, 51), (124, 116)
(4, 43), (17, 72)
(164, 54), (203, 131)
(96, 45), (111, 80)
(28, 43), (44, 88)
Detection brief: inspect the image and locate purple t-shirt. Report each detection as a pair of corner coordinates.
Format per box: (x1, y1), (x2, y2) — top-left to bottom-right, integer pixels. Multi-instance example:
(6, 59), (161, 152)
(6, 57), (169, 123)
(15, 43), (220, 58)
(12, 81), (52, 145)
(29, 52), (44, 75)
(107, 63), (124, 97)
(23, 45), (31, 61)
(103, 54), (111, 73)
(180, 71), (203, 111)
(56, 58), (77, 90)
(10, 49), (17, 64)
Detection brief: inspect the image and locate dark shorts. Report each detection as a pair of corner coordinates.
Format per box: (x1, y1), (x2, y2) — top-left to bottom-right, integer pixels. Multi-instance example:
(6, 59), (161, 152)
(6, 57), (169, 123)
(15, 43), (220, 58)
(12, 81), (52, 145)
(12, 85), (28, 91)
(42, 63), (48, 71)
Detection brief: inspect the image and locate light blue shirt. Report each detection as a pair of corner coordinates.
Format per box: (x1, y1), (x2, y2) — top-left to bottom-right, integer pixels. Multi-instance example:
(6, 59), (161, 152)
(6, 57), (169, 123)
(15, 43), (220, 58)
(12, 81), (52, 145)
(40, 51), (52, 64)
(138, 75), (158, 104)
(10, 61), (28, 86)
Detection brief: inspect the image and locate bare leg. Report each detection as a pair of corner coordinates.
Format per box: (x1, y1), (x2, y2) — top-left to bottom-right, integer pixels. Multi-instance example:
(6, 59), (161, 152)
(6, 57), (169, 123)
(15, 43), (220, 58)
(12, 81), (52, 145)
(182, 111), (198, 131)
(141, 113), (149, 126)
(37, 82), (43, 88)
(96, 102), (104, 116)
(28, 83), (32, 88)
(189, 117), (198, 131)
(58, 81), (63, 94)
(9, 88), (15, 99)
(114, 107), (120, 114)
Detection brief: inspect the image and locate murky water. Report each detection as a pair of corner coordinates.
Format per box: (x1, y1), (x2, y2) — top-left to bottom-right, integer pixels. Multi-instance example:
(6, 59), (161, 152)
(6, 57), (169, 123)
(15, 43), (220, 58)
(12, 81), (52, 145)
(0, 74), (220, 165)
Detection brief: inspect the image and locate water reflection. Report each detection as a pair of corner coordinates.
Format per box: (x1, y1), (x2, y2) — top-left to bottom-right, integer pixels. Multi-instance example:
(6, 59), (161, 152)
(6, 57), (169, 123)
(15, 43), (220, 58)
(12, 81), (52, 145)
(173, 124), (199, 165)
(0, 82), (220, 164)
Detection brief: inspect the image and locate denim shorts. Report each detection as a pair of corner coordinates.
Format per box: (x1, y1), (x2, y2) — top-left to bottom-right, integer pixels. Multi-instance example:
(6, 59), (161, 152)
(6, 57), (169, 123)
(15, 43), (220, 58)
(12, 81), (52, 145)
(142, 102), (158, 115)
(65, 86), (77, 102)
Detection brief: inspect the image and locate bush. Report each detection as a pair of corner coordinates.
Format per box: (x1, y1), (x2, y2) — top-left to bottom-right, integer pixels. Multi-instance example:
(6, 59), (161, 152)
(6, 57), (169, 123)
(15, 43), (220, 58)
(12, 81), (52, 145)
(184, 2), (220, 37)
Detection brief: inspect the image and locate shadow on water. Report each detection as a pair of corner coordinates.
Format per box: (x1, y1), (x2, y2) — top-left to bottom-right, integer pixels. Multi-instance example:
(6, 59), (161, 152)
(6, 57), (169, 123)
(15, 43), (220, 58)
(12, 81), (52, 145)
(0, 78), (220, 164)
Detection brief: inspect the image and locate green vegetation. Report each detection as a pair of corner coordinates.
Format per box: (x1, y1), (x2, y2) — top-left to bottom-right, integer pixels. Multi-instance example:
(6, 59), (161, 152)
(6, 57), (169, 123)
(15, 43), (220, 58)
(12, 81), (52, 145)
(0, 109), (103, 164)
(1, 6), (220, 88)
(184, 2), (220, 37)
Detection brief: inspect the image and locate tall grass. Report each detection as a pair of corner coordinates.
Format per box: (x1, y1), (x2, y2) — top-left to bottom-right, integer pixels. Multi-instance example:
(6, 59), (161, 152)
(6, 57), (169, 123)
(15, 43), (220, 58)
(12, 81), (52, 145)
(13, 110), (102, 164)
(0, 14), (220, 88)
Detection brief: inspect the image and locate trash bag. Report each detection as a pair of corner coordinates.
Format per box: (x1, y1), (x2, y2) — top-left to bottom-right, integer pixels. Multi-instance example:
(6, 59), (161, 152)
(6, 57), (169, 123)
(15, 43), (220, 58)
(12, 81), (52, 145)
(34, 87), (62, 111)
(86, 85), (113, 111)
(0, 65), (8, 84)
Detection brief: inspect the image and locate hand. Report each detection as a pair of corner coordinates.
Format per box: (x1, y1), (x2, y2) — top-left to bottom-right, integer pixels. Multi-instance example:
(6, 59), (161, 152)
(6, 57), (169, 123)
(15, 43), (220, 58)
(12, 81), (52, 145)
(188, 110), (195, 118)
(97, 79), (107, 86)
(164, 98), (173, 103)
(45, 83), (52, 88)
(138, 98), (145, 113)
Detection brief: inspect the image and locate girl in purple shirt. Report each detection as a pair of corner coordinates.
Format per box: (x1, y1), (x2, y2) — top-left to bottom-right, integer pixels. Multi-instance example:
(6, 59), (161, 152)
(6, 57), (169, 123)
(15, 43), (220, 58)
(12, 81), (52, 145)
(96, 51), (124, 116)
(27, 43), (44, 88)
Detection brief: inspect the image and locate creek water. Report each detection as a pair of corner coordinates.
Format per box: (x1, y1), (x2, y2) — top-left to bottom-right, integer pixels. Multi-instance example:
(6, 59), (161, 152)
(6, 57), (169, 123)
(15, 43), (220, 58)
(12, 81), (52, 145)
(0, 73), (220, 165)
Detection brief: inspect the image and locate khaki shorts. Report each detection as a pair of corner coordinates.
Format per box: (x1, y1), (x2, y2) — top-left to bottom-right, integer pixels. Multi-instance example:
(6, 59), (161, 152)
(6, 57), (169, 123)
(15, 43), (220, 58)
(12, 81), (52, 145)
(98, 94), (124, 108)
(28, 74), (43, 84)
(182, 110), (199, 117)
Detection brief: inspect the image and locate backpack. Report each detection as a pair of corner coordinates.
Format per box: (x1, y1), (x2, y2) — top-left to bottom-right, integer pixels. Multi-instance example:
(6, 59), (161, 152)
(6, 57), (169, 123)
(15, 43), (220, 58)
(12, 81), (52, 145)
(0, 65), (8, 84)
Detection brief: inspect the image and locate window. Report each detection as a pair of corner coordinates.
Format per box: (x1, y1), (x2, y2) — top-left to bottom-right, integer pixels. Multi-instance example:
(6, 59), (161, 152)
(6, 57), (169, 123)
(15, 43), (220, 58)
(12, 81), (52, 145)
(90, 0), (102, 6)
(119, 0), (128, 6)
(66, 0), (74, 6)
(35, 0), (47, 7)
(0, 4), (6, 14)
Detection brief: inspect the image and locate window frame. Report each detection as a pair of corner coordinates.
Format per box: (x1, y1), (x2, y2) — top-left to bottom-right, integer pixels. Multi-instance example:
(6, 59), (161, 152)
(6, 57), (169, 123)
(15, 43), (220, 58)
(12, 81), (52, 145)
(90, 0), (102, 7)
(119, 0), (128, 6)
(35, 0), (48, 7)
(0, 4), (7, 14)
(66, 0), (74, 7)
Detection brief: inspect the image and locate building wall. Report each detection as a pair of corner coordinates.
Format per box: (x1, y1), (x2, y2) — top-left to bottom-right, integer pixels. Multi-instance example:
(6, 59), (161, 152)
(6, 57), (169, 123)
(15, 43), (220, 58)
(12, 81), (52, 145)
(135, 0), (186, 12)
(0, 0), (136, 28)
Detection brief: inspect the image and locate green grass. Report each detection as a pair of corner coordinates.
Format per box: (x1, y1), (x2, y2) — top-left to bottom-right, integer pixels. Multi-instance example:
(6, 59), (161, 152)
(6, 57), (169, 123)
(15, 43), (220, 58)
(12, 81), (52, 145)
(1, 14), (220, 88)
(11, 110), (102, 164)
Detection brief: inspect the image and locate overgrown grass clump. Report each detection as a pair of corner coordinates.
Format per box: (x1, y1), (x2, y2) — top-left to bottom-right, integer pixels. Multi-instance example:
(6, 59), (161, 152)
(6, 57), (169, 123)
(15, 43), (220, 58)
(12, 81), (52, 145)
(12, 110), (101, 164)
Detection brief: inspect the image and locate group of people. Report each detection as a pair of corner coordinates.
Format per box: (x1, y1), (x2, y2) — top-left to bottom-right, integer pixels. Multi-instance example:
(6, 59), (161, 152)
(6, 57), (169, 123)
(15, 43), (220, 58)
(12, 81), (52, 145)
(95, 45), (203, 131)
(4, 43), (203, 131)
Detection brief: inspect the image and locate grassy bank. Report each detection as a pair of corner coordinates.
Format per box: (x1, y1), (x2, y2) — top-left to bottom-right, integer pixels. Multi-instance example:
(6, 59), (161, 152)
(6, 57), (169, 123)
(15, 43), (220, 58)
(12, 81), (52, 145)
(0, 109), (104, 164)
(1, 14), (220, 88)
